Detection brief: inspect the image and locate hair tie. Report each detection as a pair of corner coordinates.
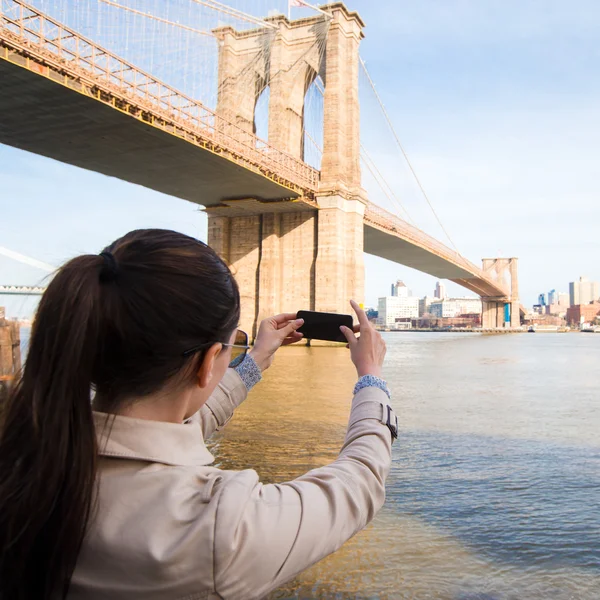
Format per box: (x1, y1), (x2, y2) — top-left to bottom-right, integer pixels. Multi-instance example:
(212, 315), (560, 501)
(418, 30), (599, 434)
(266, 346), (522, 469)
(99, 251), (119, 283)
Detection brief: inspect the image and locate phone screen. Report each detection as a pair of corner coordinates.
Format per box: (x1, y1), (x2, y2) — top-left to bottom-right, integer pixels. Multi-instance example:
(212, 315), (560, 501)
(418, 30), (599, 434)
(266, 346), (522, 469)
(296, 310), (353, 343)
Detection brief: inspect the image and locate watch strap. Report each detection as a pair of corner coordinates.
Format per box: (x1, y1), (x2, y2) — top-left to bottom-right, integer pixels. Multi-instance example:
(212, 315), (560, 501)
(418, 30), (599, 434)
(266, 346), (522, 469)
(349, 397), (398, 444)
(381, 402), (398, 441)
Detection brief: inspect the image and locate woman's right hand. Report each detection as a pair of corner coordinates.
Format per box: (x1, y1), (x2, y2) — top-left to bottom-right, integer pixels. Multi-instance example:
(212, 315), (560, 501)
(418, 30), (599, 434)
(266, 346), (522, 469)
(340, 300), (386, 379)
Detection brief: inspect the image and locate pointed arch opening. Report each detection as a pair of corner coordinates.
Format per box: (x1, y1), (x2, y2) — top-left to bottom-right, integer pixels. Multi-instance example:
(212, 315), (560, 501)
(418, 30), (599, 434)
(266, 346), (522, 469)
(253, 84), (270, 142)
(302, 71), (324, 170)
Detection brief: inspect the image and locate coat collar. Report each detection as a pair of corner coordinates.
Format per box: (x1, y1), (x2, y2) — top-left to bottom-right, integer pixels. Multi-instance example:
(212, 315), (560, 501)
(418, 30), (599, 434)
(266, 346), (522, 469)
(94, 411), (215, 467)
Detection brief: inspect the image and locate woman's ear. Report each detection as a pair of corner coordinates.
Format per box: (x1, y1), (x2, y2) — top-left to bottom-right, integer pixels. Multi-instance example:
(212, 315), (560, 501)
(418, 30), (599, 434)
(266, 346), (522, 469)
(196, 343), (222, 389)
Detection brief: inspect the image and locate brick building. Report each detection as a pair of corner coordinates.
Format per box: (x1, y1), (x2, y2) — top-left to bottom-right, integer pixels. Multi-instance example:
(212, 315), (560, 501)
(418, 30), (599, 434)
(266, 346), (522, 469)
(566, 303), (600, 326)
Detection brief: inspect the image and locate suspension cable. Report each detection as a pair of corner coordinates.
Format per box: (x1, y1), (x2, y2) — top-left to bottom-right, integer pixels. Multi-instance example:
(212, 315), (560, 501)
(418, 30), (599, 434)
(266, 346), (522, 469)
(191, 0), (278, 29)
(99, 0), (216, 37)
(304, 130), (322, 153)
(310, 78), (414, 225)
(360, 143), (415, 225)
(0, 247), (55, 273)
(360, 157), (411, 223)
(359, 56), (461, 254)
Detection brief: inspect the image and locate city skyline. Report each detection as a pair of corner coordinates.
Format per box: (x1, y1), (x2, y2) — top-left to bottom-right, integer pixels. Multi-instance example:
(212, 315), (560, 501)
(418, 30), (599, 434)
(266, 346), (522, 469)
(3, 261), (600, 319)
(376, 278), (483, 329)
(537, 276), (600, 310)
(376, 276), (599, 312)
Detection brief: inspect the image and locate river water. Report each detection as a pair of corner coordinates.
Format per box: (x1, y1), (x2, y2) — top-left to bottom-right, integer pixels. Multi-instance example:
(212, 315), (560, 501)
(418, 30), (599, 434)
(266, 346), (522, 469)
(209, 333), (600, 599)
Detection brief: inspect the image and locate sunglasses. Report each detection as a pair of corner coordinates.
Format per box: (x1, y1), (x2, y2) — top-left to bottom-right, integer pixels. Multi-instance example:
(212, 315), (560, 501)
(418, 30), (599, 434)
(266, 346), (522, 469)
(182, 329), (250, 368)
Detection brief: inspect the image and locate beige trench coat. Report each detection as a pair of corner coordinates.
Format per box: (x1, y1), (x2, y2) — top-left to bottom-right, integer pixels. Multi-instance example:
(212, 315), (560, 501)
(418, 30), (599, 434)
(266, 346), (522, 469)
(69, 369), (394, 600)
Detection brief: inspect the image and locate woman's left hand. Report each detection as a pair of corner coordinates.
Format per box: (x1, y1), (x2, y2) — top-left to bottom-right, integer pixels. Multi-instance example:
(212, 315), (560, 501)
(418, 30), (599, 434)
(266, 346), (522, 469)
(249, 313), (304, 371)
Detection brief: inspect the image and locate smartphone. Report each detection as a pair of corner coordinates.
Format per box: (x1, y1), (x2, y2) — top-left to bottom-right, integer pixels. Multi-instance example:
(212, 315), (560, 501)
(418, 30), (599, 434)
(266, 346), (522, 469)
(296, 310), (353, 343)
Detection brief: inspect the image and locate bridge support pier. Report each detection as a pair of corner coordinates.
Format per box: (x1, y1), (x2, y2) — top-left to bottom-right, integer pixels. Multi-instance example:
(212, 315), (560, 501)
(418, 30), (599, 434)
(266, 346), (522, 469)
(481, 301), (504, 329)
(208, 198), (365, 338)
(314, 195), (364, 314)
(208, 210), (317, 338)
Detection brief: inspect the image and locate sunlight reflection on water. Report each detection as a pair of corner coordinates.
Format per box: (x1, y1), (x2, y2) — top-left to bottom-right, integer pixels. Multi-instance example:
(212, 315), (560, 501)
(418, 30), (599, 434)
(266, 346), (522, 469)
(211, 333), (600, 599)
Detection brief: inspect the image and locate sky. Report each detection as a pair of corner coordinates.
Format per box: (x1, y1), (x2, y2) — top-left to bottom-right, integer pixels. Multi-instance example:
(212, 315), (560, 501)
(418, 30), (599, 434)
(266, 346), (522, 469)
(1, 0), (600, 318)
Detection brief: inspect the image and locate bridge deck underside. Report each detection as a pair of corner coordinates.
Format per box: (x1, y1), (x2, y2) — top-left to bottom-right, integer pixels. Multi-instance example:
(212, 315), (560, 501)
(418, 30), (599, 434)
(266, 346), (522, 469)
(0, 58), (300, 207)
(364, 224), (504, 297)
(364, 223), (474, 280)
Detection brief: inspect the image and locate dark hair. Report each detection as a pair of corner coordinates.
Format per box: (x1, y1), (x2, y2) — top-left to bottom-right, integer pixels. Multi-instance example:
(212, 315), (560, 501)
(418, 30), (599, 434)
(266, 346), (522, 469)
(0, 229), (239, 600)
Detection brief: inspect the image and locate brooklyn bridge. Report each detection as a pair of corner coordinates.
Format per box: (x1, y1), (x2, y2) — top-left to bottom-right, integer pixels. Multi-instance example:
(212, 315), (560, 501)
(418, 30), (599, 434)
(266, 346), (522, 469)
(0, 0), (521, 334)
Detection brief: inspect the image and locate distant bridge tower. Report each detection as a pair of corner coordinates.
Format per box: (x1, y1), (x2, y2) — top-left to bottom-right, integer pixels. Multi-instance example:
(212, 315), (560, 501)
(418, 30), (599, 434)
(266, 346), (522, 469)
(207, 3), (366, 336)
(481, 258), (520, 328)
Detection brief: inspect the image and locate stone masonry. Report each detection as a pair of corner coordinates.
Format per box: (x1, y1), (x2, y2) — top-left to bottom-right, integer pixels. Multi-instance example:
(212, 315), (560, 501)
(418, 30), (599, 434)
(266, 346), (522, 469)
(209, 3), (367, 337)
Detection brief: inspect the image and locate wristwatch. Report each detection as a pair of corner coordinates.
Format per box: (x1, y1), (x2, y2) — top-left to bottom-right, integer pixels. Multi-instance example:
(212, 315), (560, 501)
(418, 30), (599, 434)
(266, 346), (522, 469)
(381, 403), (398, 441)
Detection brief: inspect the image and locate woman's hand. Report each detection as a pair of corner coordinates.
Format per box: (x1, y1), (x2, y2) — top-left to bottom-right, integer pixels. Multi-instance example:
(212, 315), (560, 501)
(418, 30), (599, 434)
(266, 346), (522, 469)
(249, 313), (304, 372)
(340, 300), (386, 378)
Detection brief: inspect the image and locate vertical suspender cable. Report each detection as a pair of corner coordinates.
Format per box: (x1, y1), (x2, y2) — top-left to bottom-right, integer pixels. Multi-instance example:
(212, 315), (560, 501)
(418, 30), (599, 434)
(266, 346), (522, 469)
(359, 56), (461, 255)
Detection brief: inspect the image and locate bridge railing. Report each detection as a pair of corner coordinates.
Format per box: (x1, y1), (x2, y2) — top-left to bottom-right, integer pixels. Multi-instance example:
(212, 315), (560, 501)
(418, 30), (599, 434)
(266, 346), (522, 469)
(0, 285), (47, 295)
(0, 0), (320, 194)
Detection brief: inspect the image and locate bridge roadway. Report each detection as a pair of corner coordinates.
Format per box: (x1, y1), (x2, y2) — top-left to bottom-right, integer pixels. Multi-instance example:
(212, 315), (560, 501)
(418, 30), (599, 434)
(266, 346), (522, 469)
(0, 285), (46, 295)
(0, 0), (508, 302)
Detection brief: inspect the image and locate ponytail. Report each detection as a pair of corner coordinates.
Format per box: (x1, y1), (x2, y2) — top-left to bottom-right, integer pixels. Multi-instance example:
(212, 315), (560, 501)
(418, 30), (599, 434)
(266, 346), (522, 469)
(0, 255), (105, 599)
(0, 229), (241, 599)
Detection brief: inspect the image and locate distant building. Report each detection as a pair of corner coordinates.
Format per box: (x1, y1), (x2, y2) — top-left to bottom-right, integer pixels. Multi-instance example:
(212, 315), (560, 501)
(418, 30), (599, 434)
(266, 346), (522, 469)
(545, 291), (570, 316)
(566, 303), (600, 326)
(377, 296), (420, 328)
(419, 295), (439, 317)
(523, 313), (564, 327)
(429, 297), (482, 318)
(414, 314), (481, 329)
(545, 303), (567, 317)
(570, 277), (600, 307)
(391, 280), (410, 297)
(569, 282), (577, 306)
(538, 293), (546, 306)
(435, 281), (447, 300)
(558, 292), (570, 307)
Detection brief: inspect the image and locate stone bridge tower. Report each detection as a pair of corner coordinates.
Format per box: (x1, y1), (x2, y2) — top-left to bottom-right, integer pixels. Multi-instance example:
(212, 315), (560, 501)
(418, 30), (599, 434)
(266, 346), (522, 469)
(207, 3), (366, 337)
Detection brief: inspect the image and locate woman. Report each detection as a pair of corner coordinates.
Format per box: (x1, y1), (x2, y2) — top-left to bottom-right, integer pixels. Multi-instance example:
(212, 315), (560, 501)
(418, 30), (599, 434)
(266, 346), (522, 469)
(0, 229), (395, 600)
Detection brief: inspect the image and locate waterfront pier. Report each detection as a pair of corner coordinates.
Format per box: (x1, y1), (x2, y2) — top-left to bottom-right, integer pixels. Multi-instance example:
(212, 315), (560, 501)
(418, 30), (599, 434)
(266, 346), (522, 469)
(0, 307), (20, 401)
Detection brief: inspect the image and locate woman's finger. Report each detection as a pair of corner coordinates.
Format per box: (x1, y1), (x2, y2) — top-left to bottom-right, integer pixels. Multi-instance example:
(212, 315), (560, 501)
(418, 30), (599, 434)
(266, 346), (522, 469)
(283, 330), (304, 340)
(340, 325), (358, 347)
(350, 299), (370, 328)
(353, 323), (361, 334)
(272, 313), (299, 327)
(282, 331), (304, 346)
(279, 318), (304, 338)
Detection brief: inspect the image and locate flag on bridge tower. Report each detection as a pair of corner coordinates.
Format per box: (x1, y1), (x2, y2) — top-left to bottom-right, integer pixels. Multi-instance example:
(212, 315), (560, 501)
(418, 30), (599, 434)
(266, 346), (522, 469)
(288, 0), (307, 20)
(288, 0), (332, 19)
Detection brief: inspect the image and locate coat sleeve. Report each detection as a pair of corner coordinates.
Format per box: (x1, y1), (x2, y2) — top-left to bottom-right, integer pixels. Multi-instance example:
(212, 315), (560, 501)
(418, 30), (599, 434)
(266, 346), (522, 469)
(212, 386), (394, 600)
(191, 368), (249, 440)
